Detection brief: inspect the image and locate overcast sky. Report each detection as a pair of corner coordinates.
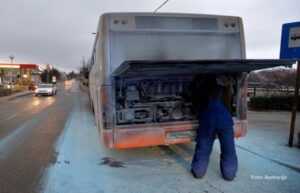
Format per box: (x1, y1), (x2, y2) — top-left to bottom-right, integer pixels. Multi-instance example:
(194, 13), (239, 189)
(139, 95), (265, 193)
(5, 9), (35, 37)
(0, 0), (299, 72)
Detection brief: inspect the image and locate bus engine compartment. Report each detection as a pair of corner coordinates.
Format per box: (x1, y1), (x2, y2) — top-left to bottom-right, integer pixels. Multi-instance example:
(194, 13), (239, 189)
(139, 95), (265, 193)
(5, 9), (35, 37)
(115, 75), (241, 125)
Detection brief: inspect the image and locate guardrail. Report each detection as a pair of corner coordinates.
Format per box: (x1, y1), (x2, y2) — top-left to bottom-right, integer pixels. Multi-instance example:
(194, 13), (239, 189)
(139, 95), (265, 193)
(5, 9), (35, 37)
(248, 87), (295, 97)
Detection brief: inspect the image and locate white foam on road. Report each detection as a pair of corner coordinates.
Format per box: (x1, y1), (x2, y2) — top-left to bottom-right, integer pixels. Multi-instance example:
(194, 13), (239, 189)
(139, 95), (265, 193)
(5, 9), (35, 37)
(42, 98), (104, 193)
(41, 91), (300, 193)
(41, 93), (201, 193)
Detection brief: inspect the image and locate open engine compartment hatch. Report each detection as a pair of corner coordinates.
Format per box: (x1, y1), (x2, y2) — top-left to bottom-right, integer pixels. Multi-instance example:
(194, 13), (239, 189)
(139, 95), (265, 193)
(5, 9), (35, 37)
(112, 59), (295, 77)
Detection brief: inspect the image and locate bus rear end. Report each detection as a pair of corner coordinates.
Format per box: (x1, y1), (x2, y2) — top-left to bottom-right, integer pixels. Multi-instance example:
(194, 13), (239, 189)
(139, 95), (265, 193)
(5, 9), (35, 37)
(92, 13), (292, 148)
(112, 65), (248, 148)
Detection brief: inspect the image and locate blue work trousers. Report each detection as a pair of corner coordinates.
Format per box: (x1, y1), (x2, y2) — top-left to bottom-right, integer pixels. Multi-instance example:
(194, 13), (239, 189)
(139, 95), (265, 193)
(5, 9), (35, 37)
(191, 88), (238, 180)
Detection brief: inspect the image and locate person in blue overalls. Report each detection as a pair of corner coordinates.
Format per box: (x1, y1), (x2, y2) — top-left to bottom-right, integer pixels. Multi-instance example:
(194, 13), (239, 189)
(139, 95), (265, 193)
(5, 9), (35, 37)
(190, 74), (238, 181)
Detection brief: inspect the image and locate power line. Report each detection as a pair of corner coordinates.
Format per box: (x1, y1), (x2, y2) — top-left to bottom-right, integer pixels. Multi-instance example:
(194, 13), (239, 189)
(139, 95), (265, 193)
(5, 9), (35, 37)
(154, 0), (169, 13)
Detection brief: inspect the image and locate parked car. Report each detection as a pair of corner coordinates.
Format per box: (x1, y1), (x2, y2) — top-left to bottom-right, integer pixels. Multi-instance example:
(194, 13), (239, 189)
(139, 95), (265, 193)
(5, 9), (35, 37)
(28, 83), (38, 90)
(35, 84), (57, 96)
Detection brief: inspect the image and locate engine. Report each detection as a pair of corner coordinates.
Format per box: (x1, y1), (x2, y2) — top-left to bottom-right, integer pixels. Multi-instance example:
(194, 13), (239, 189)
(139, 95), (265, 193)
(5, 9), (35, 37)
(115, 76), (197, 125)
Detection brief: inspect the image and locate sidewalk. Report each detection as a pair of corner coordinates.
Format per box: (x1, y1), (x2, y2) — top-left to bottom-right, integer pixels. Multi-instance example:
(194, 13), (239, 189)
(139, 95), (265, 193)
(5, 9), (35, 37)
(0, 90), (33, 103)
(236, 111), (300, 172)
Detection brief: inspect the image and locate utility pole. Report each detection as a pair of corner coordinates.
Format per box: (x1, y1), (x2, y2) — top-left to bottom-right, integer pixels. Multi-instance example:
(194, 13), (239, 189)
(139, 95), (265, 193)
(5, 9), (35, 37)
(289, 61), (300, 147)
(46, 63), (50, 83)
(9, 55), (15, 94)
(82, 56), (85, 80)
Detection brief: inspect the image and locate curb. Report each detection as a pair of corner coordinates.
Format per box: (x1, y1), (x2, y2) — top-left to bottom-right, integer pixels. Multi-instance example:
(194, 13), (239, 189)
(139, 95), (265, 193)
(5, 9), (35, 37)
(0, 91), (33, 102)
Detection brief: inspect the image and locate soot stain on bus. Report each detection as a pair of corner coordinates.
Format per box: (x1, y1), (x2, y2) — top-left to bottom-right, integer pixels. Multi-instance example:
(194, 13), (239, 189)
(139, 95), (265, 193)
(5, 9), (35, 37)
(88, 13), (294, 148)
(114, 74), (239, 125)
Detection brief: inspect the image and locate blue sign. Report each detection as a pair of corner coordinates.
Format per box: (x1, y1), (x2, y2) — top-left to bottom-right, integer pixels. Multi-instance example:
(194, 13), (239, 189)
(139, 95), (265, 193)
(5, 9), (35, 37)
(280, 21), (300, 59)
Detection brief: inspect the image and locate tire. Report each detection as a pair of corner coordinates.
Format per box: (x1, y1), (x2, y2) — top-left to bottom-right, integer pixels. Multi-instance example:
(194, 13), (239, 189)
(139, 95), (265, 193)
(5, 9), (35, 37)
(35, 94), (38, 97)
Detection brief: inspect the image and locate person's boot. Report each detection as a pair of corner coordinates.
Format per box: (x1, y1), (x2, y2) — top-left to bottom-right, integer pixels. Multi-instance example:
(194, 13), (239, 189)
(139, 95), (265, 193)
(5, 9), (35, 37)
(191, 155), (209, 179)
(191, 169), (203, 179)
(220, 154), (238, 181)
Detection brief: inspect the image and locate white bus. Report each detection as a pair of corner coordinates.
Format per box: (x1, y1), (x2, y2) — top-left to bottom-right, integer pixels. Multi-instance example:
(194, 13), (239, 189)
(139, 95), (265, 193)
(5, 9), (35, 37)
(89, 13), (293, 148)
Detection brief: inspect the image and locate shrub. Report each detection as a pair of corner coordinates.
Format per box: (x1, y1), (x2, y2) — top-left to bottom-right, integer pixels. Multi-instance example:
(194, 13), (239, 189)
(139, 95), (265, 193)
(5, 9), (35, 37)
(249, 95), (300, 111)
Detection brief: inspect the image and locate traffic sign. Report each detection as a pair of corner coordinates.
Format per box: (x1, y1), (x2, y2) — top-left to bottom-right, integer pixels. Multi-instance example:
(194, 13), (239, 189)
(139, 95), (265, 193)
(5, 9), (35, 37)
(280, 21), (300, 59)
(280, 22), (300, 147)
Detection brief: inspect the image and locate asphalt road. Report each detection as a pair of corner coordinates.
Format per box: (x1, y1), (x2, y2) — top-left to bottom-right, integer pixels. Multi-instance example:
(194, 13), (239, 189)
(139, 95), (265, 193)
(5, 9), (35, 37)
(0, 80), (299, 193)
(0, 80), (76, 193)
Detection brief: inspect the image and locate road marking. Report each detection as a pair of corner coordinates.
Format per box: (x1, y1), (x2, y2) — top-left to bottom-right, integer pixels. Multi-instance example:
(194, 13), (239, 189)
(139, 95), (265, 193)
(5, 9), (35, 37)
(5, 113), (18, 121)
(0, 118), (32, 160)
(0, 113), (18, 124)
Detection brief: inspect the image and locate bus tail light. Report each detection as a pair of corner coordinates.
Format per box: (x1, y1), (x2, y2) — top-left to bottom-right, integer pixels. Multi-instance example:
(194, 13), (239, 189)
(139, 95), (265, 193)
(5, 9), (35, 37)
(99, 86), (113, 130)
(102, 105), (113, 130)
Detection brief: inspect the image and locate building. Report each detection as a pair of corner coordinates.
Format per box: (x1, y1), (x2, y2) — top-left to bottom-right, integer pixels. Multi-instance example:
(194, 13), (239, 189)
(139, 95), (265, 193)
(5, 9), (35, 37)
(0, 63), (41, 87)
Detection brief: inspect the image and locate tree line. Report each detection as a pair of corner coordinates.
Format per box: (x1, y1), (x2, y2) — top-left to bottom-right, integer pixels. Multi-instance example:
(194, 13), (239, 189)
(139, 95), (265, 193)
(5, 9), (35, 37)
(40, 68), (78, 83)
(248, 68), (297, 89)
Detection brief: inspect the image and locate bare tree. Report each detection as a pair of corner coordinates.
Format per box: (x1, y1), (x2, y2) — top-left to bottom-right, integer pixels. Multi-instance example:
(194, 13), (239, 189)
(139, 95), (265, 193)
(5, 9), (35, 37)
(249, 68), (296, 89)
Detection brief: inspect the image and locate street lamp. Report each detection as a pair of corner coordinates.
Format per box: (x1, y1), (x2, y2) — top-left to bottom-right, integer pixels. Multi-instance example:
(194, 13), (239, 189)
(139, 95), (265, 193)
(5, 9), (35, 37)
(9, 55), (15, 93)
